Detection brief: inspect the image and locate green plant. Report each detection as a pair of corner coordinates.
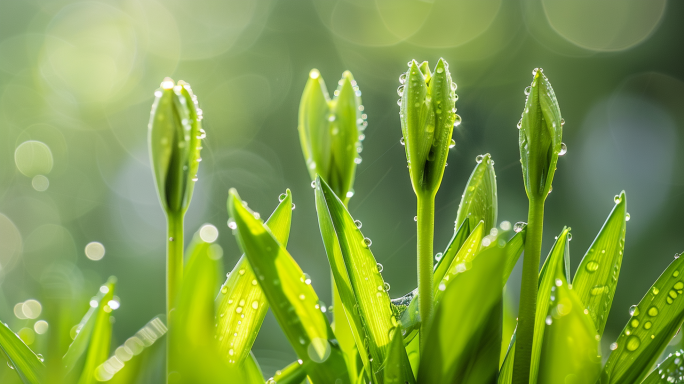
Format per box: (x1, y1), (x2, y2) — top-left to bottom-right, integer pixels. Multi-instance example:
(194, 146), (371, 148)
(2, 59), (684, 384)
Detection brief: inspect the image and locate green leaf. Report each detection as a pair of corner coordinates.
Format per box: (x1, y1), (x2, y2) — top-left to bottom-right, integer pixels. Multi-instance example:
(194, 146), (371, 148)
(433, 221), (485, 303)
(76, 278), (117, 384)
(243, 352), (264, 384)
(599, 254), (684, 384)
(228, 189), (351, 384)
(537, 245), (601, 384)
(418, 235), (508, 383)
(502, 229), (526, 287)
(216, 190), (293, 366)
(499, 228), (571, 384)
(0, 320), (44, 384)
(92, 316), (167, 383)
(383, 327), (416, 384)
(399, 59), (457, 196)
(518, 69), (563, 200)
(433, 219), (471, 284)
(63, 278), (116, 373)
(268, 360), (310, 384)
(641, 349), (684, 384)
(315, 176), (397, 379)
(454, 153), (498, 233)
(572, 191), (627, 336)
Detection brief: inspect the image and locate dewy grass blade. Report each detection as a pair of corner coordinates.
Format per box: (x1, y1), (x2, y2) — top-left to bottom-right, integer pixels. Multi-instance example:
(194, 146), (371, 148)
(454, 154), (498, 233)
(599, 254), (684, 384)
(433, 219), (471, 284)
(216, 190), (293, 366)
(63, 277), (116, 373)
(499, 228), (571, 384)
(228, 189), (351, 384)
(502, 229), (526, 287)
(418, 234), (508, 384)
(244, 352), (265, 384)
(572, 191), (627, 336)
(315, 176), (397, 378)
(0, 319), (45, 384)
(267, 359), (311, 384)
(433, 221), (484, 303)
(383, 326), (416, 384)
(537, 242), (601, 384)
(640, 349), (684, 384)
(76, 278), (117, 384)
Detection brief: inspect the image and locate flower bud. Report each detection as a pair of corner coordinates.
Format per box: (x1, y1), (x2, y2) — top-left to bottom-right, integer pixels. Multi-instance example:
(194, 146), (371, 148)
(148, 77), (204, 215)
(399, 59), (458, 198)
(298, 69), (364, 203)
(518, 68), (563, 201)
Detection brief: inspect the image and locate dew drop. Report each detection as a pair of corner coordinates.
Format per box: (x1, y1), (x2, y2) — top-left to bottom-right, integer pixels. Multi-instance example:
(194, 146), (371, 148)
(626, 335), (641, 351)
(7, 361), (14, 370)
(300, 273), (312, 285)
(354, 220), (362, 229)
(449, 139), (456, 149)
(227, 220), (237, 230)
(397, 99), (402, 106)
(524, 86), (531, 95)
(376, 263), (383, 273)
(648, 306), (659, 317)
(363, 238), (372, 247)
(629, 305), (639, 316)
(610, 342), (618, 351)
(279, 193), (287, 202)
(399, 73), (407, 84)
(414, 216), (417, 222)
(559, 142), (567, 156)
(475, 155), (484, 163)
(625, 213), (630, 221)
(435, 252), (443, 262)
(653, 287), (660, 295)
(384, 282), (391, 292)
(397, 85), (405, 96)
(644, 321), (652, 329)
(311, 180), (316, 189)
(614, 195), (622, 204)
(517, 119), (522, 129)
(400, 137), (405, 146)
(513, 222), (527, 233)
(545, 316), (552, 325)
(453, 114), (462, 127)
(291, 203), (296, 210)
(252, 301), (259, 310)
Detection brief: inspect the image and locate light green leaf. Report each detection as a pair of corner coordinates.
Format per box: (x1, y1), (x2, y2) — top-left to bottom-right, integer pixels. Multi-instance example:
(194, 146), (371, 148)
(243, 352), (264, 384)
(641, 349), (684, 384)
(454, 153), (498, 233)
(433, 219), (471, 284)
(315, 176), (397, 379)
(268, 360), (309, 384)
(572, 191), (627, 336)
(228, 189), (351, 384)
(0, 319), (44, 384)
(418, 235), (508, 383)
(63, 278), (116, 373)
(599, 255), (684, 384)
(383, 327), (416, 384)
(76, 278), (117, 384)
(499, 228), (571, 384)
(216, 190), (293, 366)
(537, 245), (601, 384)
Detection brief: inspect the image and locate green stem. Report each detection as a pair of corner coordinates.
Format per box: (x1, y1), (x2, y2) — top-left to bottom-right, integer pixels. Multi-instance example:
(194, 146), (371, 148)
(166, 212), (184, 382)
(417, 195), (435, 347)
(512, 198), (545, 384)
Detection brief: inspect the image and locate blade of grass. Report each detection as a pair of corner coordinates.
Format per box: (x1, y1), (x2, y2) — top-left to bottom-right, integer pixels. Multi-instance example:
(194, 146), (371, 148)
(599, 254), (684, 384)
(228, 189), (351, 384)
(216, 190), (293, 366)
(572, 191), (627, 336)
(454, 153), (498, 233)
(0, 320), (44, 384)
(641, 349), (684, 384)
(315, 176), (397, 379)
(537, 243), (601, 384)
(244, 352), (264, 384)
(433, 219), (471, 284)
(499, 228), (571, 384)
(418, 234), (508, 383)
(433, 221), (485, 303)
(268, 360), (310, 384)
(63, 278), (116, 373)
(383, 326), (416, 384)
(76, 278), (117, 384)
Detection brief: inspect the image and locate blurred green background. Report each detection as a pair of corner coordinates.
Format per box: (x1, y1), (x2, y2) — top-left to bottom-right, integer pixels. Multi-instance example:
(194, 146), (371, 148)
(1, 0), (683, 378)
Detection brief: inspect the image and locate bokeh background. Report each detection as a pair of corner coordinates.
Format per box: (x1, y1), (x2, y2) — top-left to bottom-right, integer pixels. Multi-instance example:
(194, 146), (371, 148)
(1, 0), (683, 378)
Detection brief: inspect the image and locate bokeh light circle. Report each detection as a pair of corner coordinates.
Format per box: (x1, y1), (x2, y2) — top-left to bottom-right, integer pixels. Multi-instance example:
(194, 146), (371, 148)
(199, 224), (219, 243)
(542, 0), (667, 52)
(15, 141), (53, 177)
(85, 242), (106, 261)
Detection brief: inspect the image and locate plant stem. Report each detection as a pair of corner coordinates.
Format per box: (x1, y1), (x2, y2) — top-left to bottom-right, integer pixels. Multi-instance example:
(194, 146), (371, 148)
(166, 212), (184, 382)
(417, 195), (435, 346)
(512, 198), (545, 384)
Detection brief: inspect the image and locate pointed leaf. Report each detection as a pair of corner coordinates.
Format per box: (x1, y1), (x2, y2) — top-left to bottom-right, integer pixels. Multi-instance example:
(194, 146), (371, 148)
(383, 327), (416, 384)
(502, 229), (526, 287)
(572, 191), (627, 336)
(0, 320), (44, 384)
(433, 221), (485, 303)
(216, 190), (293, 366)
(298, 69), (332, 182)
(454, 154), (498, 233)
(228, 189), (351, 384)
(537, 246), (601, 384)
(433, 219), (471, 284)
(315, 176), (397, 377)
(268, 360), (310, 384)
(243, 352), (264, 384)
(419, 235), (508, 383)
(641, 349), (684, 384)
(599, 254), (684, 384)
(76, 278), (117, 384)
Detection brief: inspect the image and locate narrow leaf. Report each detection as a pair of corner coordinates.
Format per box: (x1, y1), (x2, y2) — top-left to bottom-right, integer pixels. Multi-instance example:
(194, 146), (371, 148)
(383, 327), (416, 384)
(243, 352), (264, 384)
(216, 190), (293, 365)
(229, 189), (351, 384)
(418, 236), (507, 383)
(0, 320), (44, 384)
(600, 254), (684, 384)
(641, 349), (684, 384)
(315, 176), (397, 377)
(537, 245), (601, 384)
(502, 229), (526, 287)
(268, 360), (310, 384)
(433, 219), (471, 284)
(76, 278), (117, 384)
(572, 191), (627, 336)
(454, 153), (498, 234)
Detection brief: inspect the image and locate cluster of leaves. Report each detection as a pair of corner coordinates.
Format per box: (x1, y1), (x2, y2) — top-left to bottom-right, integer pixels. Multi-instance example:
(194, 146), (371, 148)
(3, 61), (684, 384)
